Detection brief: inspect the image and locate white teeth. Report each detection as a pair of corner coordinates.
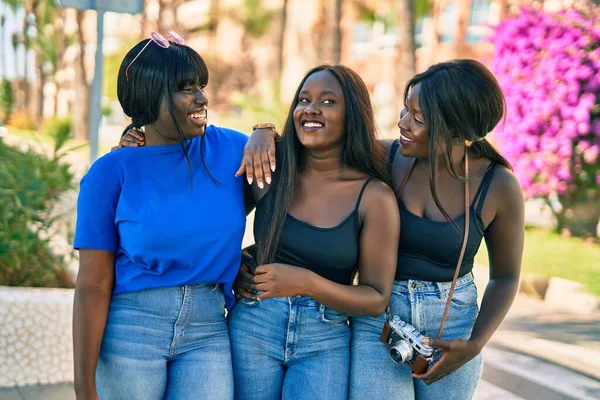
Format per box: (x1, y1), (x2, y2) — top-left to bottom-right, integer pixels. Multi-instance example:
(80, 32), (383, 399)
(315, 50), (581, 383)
(400, 132), (414, 143)
(303, 122), (323, 128)
(190, 111), (206, 120)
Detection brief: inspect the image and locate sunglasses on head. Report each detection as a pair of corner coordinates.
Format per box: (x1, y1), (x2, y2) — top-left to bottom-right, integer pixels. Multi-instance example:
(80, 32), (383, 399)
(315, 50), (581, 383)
(125, 30), (185, 80)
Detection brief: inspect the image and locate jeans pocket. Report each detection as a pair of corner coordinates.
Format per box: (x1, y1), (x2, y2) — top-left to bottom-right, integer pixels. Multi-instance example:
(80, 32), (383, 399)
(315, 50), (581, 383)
(450, 283), (478, 309)
(212, 284), (226, 309)
(319, 304), (349, 324)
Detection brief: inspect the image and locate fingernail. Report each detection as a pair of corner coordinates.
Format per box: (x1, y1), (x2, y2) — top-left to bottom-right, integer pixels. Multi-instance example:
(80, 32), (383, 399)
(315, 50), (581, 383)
(266, 176), (271, 184)
(258, 181), (264, 189)
(235, 172), (240, 177)
(248, 177), (253, 185)
(422, 337), (430, 345)
(271, 165), (276, 172)
(133, 143), (137, 147)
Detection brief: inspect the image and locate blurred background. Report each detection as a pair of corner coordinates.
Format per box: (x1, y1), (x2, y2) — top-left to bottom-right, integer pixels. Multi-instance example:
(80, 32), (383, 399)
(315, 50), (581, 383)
(0, 0), (598, 399)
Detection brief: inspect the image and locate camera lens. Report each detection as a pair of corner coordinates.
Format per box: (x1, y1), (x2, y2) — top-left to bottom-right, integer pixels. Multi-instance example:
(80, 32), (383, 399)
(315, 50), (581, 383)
(390, 340), (413, 364)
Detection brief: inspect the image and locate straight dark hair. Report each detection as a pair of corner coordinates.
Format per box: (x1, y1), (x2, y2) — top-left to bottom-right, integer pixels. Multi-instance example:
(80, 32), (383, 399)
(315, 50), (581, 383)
(117, 38), (215, 182)
(256, 65), (390, 264)
(404, 59), (512, 227)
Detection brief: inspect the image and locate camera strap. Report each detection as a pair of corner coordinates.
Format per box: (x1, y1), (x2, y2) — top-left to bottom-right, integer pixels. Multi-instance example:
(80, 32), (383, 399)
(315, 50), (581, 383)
(397, 146), (470, 340)
(437, 145), (470, 340)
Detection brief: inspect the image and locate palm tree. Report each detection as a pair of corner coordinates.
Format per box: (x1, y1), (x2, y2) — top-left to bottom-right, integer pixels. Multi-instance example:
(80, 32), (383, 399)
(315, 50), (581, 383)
(332, 0), (342, 64)
(394, 0), (416, 97)
(275, 0), (288, 100)
(72, 10), (90, 141)
(158, 0), (185, 35)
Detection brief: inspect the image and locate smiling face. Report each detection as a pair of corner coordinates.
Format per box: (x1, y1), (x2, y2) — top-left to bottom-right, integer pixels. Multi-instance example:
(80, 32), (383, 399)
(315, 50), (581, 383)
(154, 84), (209, 141)
(398, 83), (430, 159)
(293, 70), (346, 151)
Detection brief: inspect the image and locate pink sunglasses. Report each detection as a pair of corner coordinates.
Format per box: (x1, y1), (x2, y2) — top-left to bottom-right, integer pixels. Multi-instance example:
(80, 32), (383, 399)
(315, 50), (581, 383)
(125, 30), (186, 80)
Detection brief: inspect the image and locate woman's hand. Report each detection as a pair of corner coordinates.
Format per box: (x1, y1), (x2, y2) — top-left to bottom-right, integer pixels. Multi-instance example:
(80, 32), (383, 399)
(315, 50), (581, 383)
(235, 128), (277, 188)
(412, 338), (482, 384)
(253, 263), (313, 300)
(233, 264), (258, 300)
(110, 128), (145, 151)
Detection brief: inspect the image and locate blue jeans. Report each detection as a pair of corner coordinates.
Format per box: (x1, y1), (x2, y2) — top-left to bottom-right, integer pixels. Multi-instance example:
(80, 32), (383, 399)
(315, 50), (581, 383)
(96, 284), (233, 400)
(228, 296), (351, 400)
(350, 274), (482, 400)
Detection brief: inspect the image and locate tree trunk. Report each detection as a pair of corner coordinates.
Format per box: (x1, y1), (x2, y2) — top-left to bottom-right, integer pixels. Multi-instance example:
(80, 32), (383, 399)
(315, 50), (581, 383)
(72, 10), (90, 141)
(53, 9), (66, 117)
(158, 0), (185, 35)
(275, 0), (288, 101)
(332, 0), (342, 64)
(141, 0), (154, 38)
(207, 0), (220, 50)
(558, 189), (600, 238)
(395, 0), (416, 99)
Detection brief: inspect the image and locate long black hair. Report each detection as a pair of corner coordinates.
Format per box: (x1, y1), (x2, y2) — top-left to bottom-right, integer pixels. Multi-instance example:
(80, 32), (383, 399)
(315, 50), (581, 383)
(256, 65), (390, 264)
(117, 38), (214, 180)
(404, 59), (512, 226)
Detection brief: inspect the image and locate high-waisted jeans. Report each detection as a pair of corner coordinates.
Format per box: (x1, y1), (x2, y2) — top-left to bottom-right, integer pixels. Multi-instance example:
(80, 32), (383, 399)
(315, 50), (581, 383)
(96, 284), (233, 400)
(228, 296), (351, 400)
(350, 273), (482, 400)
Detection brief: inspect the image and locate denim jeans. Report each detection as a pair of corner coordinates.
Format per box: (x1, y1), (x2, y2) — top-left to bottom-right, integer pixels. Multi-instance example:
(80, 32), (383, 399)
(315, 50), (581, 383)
(228, 296), (351, 400)
(350, 273), (482, 400)
(96, 284), (233, 400)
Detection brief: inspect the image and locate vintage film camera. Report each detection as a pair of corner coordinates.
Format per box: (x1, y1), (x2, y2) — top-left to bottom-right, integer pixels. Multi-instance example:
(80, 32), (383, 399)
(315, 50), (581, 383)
(380, 316), (434, 374)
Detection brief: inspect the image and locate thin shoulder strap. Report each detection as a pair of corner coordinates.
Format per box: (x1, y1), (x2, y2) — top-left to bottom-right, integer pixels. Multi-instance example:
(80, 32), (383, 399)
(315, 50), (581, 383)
(473, 163), (497, 214)
(388, 139), (400, 170)
(354, 176), (375, 212)
(399, 159), (417, 194)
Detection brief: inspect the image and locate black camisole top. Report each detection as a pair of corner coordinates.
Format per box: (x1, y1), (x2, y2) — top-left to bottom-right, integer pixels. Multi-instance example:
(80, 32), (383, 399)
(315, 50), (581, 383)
(389, 139), (496, 282)
(253, 177), (374, 285)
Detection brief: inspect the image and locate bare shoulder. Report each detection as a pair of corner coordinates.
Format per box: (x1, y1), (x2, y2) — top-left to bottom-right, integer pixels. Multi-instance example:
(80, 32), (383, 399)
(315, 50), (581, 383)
(360, 178), (398, 213)
(489, 166), (524, 210)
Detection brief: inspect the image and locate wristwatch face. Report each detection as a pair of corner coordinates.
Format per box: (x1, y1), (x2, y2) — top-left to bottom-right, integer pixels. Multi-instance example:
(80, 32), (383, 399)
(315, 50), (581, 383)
(253, 123), (275, 130)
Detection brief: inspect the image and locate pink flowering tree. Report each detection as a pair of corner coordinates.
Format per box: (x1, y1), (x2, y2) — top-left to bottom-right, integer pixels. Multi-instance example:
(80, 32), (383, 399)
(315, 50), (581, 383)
(491, 6), (600, 238)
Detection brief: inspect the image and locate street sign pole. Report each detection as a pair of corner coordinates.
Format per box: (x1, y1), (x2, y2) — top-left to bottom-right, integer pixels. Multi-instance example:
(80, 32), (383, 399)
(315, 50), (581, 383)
(58, 0), (143, 163)
(89, 7), (104, 162)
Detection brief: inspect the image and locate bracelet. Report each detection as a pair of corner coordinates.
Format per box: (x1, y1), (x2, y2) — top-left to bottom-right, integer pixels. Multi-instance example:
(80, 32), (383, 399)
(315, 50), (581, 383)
(252, 123), (281, 142)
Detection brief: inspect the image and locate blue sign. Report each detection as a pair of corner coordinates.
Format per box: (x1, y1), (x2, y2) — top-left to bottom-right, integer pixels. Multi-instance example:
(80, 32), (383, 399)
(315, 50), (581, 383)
(58, 0), (143, 14)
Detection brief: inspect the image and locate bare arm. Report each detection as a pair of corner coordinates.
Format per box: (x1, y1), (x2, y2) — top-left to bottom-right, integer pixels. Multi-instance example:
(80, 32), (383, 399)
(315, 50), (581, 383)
(417, 168), (524, 384)
(73, 250), (115, 399)
(470, 168), (524, 348)
(254, 180), (400, 317)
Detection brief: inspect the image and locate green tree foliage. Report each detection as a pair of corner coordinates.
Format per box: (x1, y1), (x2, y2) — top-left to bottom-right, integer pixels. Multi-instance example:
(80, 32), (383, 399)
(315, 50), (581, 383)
(0, 126), (77, 287)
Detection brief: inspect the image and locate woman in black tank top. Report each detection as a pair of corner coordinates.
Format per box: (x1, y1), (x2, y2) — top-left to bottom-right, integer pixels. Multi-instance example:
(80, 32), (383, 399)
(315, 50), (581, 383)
(243, 60), (524, 400)
(229, 65), (400, 400)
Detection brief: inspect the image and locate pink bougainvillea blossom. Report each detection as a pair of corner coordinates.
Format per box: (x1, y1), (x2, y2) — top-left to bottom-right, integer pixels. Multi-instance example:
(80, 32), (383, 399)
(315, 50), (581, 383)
(491, 7), (600, 198)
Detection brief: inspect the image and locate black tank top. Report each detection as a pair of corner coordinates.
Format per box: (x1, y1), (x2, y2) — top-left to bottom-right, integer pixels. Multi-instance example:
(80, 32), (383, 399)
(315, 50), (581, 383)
(389, 139), (496, 282)
(253, 177), (375, 285)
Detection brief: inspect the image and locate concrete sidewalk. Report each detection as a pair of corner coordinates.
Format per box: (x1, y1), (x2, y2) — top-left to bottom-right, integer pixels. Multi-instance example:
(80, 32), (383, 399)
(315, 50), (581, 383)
(471, 266), (600, 382)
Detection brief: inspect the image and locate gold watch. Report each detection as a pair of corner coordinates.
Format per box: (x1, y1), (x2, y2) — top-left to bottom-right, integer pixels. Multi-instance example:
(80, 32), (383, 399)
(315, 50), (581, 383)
(252, 123), (280, 141)
(252, 123), (276, 132)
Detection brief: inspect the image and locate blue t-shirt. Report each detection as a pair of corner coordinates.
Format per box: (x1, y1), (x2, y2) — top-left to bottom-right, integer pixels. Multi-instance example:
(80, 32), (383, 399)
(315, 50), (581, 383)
(74, 125), (248, 309)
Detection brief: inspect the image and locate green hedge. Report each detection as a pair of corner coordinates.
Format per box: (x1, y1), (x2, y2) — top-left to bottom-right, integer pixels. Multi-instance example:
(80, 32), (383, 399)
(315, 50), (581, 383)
(0, 133), (76, 287)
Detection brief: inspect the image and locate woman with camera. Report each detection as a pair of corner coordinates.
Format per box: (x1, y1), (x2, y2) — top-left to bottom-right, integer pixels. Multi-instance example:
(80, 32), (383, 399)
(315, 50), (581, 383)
(241, 59), (524, 399)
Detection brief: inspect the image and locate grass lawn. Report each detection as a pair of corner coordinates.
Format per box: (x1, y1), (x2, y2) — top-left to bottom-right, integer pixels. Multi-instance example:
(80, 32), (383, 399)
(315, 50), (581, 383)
(475, 227), (600, 296)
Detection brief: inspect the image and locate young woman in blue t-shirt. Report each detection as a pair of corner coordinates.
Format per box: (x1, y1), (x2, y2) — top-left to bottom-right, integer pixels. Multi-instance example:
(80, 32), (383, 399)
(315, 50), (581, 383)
(72, 32), (271, 400)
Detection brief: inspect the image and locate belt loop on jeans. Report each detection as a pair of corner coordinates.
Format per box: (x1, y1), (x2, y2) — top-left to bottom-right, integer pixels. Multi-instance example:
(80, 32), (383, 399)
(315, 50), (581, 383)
(436, 282), (448, 300)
